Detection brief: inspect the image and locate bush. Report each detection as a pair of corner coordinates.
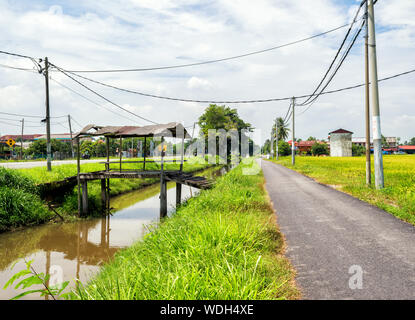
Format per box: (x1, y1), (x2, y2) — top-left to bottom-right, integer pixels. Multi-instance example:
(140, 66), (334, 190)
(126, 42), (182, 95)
(311, 142), (329, 156)
(0, 187), (51, 232)
(352, 144), (366, 157)
(278, 141), (291, 156)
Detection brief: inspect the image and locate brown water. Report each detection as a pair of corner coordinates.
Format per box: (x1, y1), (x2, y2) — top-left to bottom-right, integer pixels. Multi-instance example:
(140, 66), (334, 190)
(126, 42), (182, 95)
(0, 167), (226, 300)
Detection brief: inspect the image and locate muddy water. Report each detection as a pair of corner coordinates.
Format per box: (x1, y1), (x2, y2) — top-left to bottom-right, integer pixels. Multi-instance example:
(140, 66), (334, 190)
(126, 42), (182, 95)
(0, 167), (226, 300)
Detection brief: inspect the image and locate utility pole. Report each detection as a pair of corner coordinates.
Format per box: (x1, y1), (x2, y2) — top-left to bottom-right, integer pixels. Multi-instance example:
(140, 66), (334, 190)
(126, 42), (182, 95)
(270, 126), (274, 159)
(20, 118), (24, 160)
(44, 57), (52, 171)
(68, 115), (74, 158)
(275, 118), (279, 160)
(368, 0), (384, 189)
(364, 0), (371, 186)
(291, 98), (296, 165)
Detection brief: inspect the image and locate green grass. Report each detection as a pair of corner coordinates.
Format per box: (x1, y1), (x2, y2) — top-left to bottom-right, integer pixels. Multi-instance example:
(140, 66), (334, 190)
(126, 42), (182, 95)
(71, 161), (298, 300)
(269, 155), (415, 225)
(0, 168), (51, 232)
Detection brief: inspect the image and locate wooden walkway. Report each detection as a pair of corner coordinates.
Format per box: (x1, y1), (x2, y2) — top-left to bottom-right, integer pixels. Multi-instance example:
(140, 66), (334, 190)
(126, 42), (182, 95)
(40, 170), (214, 216)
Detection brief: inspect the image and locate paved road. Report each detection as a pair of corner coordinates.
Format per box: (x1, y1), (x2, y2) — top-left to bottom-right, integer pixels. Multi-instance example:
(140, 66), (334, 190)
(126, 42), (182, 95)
(0, 159), (104, 169)
(262, 160), (415, 300)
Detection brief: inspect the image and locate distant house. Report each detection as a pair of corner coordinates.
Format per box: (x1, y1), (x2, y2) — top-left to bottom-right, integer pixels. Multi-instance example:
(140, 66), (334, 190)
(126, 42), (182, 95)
(329, 128), (353, 157)
(0, 134), (42, 142)
(288, 140), (324, 154)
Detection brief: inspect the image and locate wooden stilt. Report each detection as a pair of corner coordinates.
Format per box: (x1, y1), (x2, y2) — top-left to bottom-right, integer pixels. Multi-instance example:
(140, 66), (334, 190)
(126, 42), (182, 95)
(143, 137), (146, 171)
(76, 137), (81, 217)
(160, 136), (167, 218)
(101, 179), (106, 212)
(82, 180), (88, 215)
(176, 182), (182, 207)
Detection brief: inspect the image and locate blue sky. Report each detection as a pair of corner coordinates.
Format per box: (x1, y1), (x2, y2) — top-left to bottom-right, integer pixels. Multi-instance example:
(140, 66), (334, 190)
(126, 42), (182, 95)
(0, 0), (414, 143)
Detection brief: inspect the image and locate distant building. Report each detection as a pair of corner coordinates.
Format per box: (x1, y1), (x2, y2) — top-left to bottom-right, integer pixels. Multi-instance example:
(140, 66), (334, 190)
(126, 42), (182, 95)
(288, 140), (324, 154)
(399, 145), (415, 154)
(352, 136), (398, 148)
(329, 128), (353, 157)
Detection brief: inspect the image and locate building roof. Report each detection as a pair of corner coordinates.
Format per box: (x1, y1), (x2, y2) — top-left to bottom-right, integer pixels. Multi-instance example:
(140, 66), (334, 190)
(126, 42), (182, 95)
(287, 140), (324, 147)
(0, 134), (42, 141)
(75, 122), (191, 139)
(34, 133), (75, 140)
(329, 128), (354, 134)
(399, 145), (415, 150)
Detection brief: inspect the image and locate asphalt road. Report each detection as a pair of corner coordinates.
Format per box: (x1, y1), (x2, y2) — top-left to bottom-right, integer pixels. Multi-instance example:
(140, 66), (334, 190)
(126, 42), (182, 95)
(0, 159), (104, 169)
(262, 160), (415, 300)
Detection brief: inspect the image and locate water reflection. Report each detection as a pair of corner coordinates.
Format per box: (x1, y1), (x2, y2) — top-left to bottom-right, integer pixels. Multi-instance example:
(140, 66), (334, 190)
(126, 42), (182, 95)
(0, 166), (227, 300)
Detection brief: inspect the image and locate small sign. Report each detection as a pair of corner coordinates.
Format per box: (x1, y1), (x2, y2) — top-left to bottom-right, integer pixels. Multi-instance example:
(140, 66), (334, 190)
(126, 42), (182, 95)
(158, 144), (167, 152)
(6, 139), (16, 147)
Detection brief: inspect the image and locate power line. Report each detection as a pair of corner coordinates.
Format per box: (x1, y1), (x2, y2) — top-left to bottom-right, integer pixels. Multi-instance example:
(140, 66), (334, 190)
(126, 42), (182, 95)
(49, 63), (158, 125)
(60, 21), (361, 74)
(0, 111), (67, 119)
(50, 77), (138, 124)
(299, 19), (365, 108)
(298, 1), (366, 106)
(0, 63), (37, 72)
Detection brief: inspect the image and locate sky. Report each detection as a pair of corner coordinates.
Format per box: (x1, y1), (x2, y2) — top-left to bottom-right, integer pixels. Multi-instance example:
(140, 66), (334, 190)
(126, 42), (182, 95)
(0, 0), (414, 144)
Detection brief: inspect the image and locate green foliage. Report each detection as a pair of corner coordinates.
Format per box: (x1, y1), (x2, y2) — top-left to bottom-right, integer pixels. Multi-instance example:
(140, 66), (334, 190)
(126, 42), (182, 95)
(0, 167), (51, 232)
(278, 140), (291, 156)
(352, 144), (366, 156)
(311, 142), (329, 156)
(409, 137), (415, 145)
(3, 260), (70, 300)
(71, 162), (298, 300)
(25, 139), (72, 157)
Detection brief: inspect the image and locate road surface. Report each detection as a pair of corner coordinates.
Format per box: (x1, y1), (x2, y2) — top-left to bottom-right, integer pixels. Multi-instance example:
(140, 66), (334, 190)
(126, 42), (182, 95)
(262, 160), (415, 300)
(0, 159), (104, 169)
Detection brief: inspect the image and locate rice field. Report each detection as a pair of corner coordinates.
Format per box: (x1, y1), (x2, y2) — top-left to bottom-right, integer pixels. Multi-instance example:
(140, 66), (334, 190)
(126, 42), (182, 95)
(269, 155), (415, 225)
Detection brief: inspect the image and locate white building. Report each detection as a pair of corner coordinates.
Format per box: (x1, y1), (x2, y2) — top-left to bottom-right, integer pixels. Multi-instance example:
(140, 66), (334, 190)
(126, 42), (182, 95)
(329, 129), (353, 157)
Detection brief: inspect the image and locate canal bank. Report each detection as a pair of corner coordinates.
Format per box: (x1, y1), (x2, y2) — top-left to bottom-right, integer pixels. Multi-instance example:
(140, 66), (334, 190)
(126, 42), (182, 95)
(0, 166), (224, 300)
(72, 161), (299, 300)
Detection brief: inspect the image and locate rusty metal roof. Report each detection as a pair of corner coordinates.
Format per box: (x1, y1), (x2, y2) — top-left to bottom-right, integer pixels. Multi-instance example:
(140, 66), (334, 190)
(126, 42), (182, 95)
(74, 122), (191, 139)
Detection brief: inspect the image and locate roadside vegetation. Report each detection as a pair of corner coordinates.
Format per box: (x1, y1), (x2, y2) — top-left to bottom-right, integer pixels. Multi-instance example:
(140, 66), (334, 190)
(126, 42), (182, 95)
(0, 168), (51, 232)
(70, 161), (299, 300)
(269, 155), (415, 225)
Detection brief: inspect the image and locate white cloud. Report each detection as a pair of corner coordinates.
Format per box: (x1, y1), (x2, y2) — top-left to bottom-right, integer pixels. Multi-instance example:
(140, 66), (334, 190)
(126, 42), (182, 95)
(0, 0), (413, 143)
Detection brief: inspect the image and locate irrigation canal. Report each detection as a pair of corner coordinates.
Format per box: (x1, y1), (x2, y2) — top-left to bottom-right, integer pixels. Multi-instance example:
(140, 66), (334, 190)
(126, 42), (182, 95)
(0, 166), (227, 300)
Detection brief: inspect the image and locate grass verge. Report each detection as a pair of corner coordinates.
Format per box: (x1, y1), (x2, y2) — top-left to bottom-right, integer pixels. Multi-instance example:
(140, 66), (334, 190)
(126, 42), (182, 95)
(269, 155), (415, 225)
(71, 160), (299, 300)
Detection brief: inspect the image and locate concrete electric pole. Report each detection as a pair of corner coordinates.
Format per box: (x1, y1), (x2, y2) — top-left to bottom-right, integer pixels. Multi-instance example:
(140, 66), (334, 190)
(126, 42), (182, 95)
(275, 118), (279, 160)
(368, 0), (384, 189)
(20, 118), (24, 160)
(364, 0), (371, 186)
(44, 57), (52, 171)
(291, 98), (295, 166)
(68, 115), (74, 158)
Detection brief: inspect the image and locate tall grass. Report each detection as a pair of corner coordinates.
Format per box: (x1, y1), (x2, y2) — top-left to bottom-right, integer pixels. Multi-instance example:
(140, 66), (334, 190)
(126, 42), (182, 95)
(71, 161), (298, 300)
(0, 168), (51, 232)
(270, 155), (415, 225)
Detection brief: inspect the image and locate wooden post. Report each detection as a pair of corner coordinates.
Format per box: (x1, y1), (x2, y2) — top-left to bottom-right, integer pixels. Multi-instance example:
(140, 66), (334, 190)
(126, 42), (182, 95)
(82, 180), (88, 215)
(143, 137), (147, 171)
(76, 137), (81, 217)
(160, 137), (167, 218)
(101, 179), (106, 211)
(105, 136), (110, 211)
(180, 135), (184, 172)
(176, 182), (182, 207)
(119, 136), (122, 172)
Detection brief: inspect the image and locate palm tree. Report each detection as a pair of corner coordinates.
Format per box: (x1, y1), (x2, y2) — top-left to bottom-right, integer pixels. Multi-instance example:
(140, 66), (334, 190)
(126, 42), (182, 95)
(271, 117), (290, 141)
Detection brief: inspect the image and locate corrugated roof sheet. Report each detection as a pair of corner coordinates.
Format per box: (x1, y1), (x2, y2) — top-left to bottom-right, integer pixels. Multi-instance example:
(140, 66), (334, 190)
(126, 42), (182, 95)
(75, 122), (191, 139)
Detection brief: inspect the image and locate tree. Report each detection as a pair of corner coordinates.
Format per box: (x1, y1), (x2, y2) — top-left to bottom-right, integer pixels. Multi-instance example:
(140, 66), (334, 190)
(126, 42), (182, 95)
(311, 142), (329, 156)
(271, 117), (290, 141)
(198, 104), (252, 159)
(307, 136), (317, 141)
(352, 144), (365, 157)
(409, 137), (415, 145)
(278, 140), (291, 156)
